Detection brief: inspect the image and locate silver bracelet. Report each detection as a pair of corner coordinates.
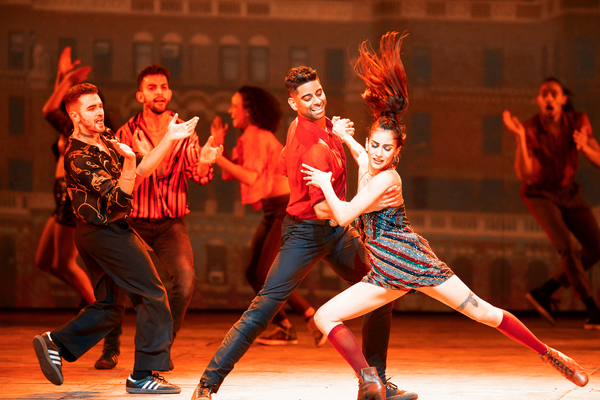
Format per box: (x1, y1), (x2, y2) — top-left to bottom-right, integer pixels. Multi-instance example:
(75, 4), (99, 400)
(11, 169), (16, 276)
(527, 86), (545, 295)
(121, 174), (136, 180)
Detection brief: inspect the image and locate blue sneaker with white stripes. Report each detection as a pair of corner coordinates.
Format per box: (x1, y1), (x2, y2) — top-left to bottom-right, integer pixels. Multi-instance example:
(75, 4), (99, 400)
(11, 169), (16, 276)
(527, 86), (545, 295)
(33, 332), (63, 385)
(126, 373), (181, 394)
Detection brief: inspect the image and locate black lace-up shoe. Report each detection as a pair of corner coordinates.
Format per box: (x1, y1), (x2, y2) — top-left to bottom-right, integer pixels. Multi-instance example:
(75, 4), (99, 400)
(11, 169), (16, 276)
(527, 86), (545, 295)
(125, 373), (181, 394)
(386, 380), (419, 399)
(33, 332), (63, 385)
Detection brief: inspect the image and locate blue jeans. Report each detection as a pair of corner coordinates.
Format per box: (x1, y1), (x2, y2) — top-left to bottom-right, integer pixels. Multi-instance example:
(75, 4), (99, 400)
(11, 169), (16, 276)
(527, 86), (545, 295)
(200, 215), (394, 392)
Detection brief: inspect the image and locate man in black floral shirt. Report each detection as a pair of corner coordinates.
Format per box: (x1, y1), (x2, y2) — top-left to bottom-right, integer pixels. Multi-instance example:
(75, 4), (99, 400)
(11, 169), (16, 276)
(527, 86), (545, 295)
(32, 83), (203, 394)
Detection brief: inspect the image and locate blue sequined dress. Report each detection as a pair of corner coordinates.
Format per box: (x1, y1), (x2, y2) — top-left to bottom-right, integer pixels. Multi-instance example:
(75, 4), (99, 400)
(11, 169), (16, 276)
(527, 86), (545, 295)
(356, 203), (454, 291)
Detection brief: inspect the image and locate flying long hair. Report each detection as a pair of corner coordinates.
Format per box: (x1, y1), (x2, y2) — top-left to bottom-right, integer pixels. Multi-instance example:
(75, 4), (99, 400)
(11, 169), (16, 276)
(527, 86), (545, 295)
(354, 31), (409, 149)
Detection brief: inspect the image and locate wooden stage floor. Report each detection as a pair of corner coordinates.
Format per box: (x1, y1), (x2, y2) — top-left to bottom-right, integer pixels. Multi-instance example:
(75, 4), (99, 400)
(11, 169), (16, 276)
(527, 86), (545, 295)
(1, 309), (599, 400)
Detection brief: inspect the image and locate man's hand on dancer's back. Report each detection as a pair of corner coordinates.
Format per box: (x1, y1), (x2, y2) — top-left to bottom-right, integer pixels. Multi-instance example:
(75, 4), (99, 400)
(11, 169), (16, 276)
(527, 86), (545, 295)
(376, 185), (402, 210)
(210, 115), (228, 147)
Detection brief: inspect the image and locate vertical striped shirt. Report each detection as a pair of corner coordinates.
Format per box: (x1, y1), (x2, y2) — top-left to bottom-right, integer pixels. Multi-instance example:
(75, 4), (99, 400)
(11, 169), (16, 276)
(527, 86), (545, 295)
(116, 110), (213, 220)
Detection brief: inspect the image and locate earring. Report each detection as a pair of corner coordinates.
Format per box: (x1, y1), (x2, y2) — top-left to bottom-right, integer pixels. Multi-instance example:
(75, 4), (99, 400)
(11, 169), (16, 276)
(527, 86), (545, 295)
(392, 154), (400, 166)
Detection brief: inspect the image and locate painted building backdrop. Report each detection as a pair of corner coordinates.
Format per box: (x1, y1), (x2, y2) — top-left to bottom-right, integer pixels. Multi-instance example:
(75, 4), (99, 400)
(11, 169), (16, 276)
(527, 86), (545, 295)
(1, 0), (599, 312)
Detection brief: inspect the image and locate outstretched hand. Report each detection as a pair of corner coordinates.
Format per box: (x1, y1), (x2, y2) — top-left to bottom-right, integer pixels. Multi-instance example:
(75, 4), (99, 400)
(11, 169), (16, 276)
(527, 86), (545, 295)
(64, 65), (91, 85)
(331, 116), (354, 141)
(167, 114), (199, 141)
(211, 115), (229, 147)
(301, 164), (333, 189)
(200, 136), (223, 164)
(502, 110), (525, 138)
(573, 126), (590, 151)
(108, 139), (136, 159)
(131, 128), (152, 156)
(58, 46), (81, 80)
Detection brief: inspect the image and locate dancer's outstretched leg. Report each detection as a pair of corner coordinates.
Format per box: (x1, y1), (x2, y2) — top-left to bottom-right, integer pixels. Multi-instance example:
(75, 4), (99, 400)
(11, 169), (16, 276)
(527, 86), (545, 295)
(420, 275), (588, 387)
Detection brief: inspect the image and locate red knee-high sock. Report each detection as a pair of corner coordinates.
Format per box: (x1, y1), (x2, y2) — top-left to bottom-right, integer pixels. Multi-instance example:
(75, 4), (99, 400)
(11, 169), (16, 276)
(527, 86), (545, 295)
(496, 310), (547, 355)
(328, 324), (369, 372)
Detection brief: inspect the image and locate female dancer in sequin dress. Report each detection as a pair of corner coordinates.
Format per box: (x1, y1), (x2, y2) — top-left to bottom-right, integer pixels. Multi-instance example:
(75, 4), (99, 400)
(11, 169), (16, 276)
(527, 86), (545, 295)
(302, 31), (588, 400)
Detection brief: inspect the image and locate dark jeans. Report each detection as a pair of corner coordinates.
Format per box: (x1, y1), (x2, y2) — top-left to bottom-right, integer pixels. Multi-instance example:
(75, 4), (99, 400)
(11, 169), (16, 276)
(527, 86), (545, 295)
(245, 194), (311, 324)
(52, 220), (172, 371)
(104, 217), (196, 348)
(523, 183), (600, 299)
(200, 215), (393, 393)
(130, 217), (196, 335)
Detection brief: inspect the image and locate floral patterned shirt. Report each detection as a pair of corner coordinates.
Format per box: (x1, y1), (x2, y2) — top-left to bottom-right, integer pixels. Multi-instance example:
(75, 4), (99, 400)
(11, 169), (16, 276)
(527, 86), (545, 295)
(64, 135), (136, 226)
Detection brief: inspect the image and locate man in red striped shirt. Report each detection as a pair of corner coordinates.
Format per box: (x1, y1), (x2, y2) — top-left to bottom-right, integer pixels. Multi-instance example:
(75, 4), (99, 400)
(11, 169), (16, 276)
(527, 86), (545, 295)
(94, 65), (221, 370)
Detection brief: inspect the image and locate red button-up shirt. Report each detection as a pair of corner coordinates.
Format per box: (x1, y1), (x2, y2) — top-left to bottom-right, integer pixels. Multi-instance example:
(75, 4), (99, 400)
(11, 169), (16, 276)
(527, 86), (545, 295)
(523, 111), (592, 190)
(223, 125), (287, 206)
(117, 110), (213, 220)
(279, 116), (346, 220)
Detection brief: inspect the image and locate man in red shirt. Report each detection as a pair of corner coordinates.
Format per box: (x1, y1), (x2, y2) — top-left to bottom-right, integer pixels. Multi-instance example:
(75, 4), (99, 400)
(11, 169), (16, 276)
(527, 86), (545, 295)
(94, 65), (221, 370)
(191, 67), (416, 400)
(504, 78), (600, 330)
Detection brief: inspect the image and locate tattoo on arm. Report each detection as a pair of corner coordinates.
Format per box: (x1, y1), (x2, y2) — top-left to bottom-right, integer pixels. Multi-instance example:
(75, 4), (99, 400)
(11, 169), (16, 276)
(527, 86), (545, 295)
(456, 291), (478, 311)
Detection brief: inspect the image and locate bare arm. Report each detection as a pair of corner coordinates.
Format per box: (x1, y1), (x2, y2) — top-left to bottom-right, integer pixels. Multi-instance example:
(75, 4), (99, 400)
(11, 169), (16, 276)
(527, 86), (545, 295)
(136, 114), (198, 179)
(197, 135), (223, 178)
(43, 53), (90, 116)
(108, 140), (137, 195)
(216, 156), (258, 185)
(331, 117), (368, 169)
(503, 110), (532, 182)
(303, 164), (399, 226)
(574, 125), (600, 169)
(210, 115), (257, 185)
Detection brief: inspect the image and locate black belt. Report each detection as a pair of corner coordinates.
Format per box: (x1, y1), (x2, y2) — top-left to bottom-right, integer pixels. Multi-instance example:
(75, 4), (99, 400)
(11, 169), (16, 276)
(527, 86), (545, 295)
(292, 215), (339, 227)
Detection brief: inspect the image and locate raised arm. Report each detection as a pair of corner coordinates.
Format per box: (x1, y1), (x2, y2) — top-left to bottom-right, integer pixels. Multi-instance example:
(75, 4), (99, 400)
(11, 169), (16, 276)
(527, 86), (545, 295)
(197, 135), (223, 178)
(210, 115), (258, 185)
(43, 47), (90, 116)
(331, 117), (368, 169)
(573, 117), (600, 169)
(136, 114), (199, 180)
(302, 164), (399, 226)
(503, 110), (533, 182)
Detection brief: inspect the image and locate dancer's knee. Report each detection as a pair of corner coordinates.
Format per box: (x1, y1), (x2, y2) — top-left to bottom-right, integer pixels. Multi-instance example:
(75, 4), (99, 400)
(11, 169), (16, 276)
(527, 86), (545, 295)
(314, 306), (340, 335)
(173, 266), (196, 300)
(463, 302), (503, 327)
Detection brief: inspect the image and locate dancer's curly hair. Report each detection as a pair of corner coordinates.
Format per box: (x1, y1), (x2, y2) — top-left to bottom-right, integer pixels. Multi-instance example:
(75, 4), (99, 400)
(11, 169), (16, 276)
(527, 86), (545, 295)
(237, 86), (282, 134)
(354, 31), (409, 149)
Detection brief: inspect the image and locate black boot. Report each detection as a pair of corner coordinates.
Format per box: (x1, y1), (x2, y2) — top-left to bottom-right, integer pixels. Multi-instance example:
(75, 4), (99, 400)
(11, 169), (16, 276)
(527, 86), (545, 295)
(357, 366), (385, 400)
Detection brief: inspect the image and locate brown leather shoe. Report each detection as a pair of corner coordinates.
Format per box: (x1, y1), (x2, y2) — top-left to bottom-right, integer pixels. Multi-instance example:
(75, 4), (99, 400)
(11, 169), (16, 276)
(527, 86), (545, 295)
(94, 348), (119, 369)
(541, 345), (588, 387)
(356, 366), (385, 400)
